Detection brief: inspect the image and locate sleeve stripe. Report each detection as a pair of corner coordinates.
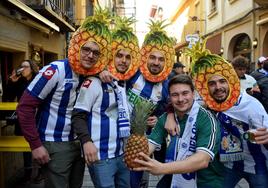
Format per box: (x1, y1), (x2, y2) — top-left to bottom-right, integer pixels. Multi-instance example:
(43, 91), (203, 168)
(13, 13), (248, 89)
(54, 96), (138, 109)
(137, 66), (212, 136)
(196, 147), (215, 160)
(200, 107), (217, 151)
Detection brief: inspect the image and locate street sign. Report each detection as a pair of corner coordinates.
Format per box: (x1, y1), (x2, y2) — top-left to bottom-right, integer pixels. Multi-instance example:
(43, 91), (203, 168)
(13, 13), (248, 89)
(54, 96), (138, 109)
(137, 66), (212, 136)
(185, 34), (199, 48)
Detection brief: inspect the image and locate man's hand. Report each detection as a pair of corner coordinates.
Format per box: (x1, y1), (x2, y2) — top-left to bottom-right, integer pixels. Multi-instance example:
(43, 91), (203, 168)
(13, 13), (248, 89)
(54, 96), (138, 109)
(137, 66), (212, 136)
(133, 152), (164, 175)
(83, 141), (98, 165)
(32, 146), (50, 165)
(164, 113), (179, 136)
(99, 70), (118, 83)
(255, 127), (268, 144)
(147, 116), (158, 128)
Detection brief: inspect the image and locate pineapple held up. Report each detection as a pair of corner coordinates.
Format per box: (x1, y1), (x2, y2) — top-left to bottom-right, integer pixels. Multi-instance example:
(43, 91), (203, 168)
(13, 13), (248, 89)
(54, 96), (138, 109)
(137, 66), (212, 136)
(107, 16), (140, 80)
(185, 38), (240, 111)
(124, 100), (155, 169)
(68, 7), (111, 76)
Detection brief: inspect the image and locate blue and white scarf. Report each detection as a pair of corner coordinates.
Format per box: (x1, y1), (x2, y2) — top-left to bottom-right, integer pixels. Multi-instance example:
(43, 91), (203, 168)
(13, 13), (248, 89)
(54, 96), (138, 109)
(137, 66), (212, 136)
(165, 101), (200, 188)
(219, 91), (268, 161)
(112, 81), (131, 138)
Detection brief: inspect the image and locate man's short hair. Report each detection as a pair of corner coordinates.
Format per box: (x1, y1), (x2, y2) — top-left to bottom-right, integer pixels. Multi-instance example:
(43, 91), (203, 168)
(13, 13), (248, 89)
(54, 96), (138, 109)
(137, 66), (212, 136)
(168, 74), (194, 92)
(231, 55), (249, 68)
(173, 62), (185, 69)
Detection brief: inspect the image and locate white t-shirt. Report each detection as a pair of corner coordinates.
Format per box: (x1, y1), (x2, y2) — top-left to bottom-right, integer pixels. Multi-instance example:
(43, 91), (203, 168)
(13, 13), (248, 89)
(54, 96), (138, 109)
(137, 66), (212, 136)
(240, 74), (257, 92)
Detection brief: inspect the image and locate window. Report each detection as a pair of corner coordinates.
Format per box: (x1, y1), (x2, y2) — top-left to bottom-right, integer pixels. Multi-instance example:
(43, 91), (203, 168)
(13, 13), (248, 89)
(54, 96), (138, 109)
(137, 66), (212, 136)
(233, 34), (251, 61)
(210, 0), (217, 13)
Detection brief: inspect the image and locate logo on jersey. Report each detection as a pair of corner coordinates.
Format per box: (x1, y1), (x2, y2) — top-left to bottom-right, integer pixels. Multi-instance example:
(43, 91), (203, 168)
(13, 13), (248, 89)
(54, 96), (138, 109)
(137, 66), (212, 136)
(82, 79), (92, 88)
(42, 67), (56, 80)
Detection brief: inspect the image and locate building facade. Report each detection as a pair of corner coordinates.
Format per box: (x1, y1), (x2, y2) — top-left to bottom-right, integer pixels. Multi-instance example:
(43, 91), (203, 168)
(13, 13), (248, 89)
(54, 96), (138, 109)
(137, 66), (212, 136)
(205, 0), (268, 70)
(0, 0), (77, 101)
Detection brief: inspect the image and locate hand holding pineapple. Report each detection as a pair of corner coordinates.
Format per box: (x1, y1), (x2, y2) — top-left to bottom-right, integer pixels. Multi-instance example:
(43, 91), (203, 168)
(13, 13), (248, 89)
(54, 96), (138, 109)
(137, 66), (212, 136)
(124, 100), (155, 169)
(133, 152), (166, 175)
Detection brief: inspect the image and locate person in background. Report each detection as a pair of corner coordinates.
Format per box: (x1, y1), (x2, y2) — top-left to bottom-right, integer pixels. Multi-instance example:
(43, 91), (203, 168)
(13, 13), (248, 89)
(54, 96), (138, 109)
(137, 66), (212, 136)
(231, 55), (259, 94)
(0, 71), (3, 97)
(168, 61), (185, 79)
(256, 56), (266, 71)
(5, 59), (39, 184)
(250, 57), (268, 113)
(16, 8), (111, 188)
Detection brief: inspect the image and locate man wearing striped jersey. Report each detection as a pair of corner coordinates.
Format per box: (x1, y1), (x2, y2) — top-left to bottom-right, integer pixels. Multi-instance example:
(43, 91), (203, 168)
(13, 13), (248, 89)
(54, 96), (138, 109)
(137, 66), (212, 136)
(207, 74), (268, 188)
(16, 41), (102, 188)
(71, 49), (132, 188)
(133, 75), (223, 188)
(100, 51), (169, 188)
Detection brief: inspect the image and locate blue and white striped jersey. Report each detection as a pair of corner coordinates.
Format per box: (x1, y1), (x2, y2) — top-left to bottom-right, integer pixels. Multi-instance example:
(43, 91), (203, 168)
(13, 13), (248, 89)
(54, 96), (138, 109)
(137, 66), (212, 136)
(74, 77), (124, 160)
(27, 59), (80, 142)
(126, 71), (169, 114)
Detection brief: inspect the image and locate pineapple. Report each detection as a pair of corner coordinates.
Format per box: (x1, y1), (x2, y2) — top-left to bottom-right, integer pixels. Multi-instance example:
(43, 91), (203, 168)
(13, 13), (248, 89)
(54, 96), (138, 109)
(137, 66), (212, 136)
(68, 7), (111, 76)
(107, 16), (140, 80)
(140, 20), (175, 82)
(184, 38), (240, 111)
(124, 100), (155, 169)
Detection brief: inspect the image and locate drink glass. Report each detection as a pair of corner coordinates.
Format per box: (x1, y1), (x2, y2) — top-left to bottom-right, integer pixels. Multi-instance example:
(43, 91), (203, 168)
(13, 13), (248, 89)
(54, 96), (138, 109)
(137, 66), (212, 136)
(243, 129), (257, 144)
(243, 115), (264, 144)
(16, 67), (24, 76)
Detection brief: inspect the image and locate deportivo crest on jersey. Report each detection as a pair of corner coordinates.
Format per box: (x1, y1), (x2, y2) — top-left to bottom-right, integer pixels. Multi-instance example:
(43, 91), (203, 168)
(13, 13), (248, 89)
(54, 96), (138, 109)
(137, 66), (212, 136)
(42, 67), (56, 80)
(82, 79), (92, 88)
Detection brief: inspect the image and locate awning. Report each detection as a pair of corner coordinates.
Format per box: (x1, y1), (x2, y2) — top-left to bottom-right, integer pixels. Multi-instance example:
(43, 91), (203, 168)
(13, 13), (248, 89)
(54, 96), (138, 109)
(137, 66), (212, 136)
(206, 33), (222, 54)
(7, 0), (59, 32)
(34, 6), (75, 32)
(174, 42), (188, 50)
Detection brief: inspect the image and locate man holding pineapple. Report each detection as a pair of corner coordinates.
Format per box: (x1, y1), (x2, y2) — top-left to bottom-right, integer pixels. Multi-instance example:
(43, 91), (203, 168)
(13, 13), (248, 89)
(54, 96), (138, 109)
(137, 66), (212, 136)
(133, 74), (222, 188)
(16, 8), (111, 188)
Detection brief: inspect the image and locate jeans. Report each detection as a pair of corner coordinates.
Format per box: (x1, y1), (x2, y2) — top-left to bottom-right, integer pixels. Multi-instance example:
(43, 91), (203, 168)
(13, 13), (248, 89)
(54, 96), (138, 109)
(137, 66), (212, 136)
(88, 155), (130, 188)
(223, 167), (268, 188)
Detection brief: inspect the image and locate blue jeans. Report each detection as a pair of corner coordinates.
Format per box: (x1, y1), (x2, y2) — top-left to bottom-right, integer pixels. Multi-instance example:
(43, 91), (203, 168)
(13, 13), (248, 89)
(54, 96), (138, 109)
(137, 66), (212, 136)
(223, 167), (268, 188)
(88, 155), (130, 188)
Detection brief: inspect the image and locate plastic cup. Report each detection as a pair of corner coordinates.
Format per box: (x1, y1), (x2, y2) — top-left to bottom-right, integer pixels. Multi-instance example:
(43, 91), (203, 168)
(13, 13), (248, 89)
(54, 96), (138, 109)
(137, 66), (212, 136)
(243, 129), (257, 144)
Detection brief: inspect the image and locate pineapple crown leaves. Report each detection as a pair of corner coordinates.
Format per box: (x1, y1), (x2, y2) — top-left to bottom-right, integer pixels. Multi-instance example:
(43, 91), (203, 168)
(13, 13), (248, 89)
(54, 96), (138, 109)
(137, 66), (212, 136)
(81, 6), (112, 39)
(130, 99), (156, 135)
(184, 38), (226, 76)
(111, 16), (138, 43)
(143, 19), (173, 46)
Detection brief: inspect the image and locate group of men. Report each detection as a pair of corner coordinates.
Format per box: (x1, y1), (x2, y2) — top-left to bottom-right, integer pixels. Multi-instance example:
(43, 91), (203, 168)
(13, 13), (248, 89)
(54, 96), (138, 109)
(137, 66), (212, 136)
(15, 9), (268, 188)
(132, 49), (268, 188)
(16, 10), (173, 188)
